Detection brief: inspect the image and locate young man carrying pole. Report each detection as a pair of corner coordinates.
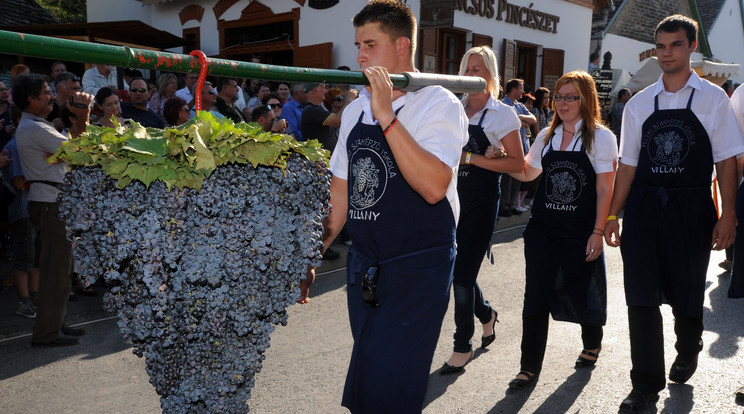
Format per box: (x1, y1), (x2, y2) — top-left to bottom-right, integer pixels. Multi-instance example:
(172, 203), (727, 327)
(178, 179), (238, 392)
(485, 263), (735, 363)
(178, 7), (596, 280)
(302, 1), (468, 411)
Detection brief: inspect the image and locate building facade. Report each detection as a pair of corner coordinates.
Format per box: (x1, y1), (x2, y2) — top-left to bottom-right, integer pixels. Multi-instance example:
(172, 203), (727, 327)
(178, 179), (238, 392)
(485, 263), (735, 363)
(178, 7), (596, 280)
(87, 0), (598, 91)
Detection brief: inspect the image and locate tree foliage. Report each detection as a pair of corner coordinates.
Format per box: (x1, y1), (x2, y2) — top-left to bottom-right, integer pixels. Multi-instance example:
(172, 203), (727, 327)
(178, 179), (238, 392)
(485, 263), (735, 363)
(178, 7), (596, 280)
(37, 0), (87, 24)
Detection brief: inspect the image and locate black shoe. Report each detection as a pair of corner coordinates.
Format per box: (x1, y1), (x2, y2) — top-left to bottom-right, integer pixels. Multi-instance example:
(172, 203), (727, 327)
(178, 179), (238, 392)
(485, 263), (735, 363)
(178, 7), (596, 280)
(61, 325), (86, 336)
(619, 389), (658, 412)
(508, 370), (538, 389)
(440, 350), (473, 375)
(575, 345), (601, 368)
(669, 353), (698, 384)
(509, 208), (524, 216)
(736, 385), (744, 404)
(322, 247), (341, 261)
(32, 335), (80, 347)
(480, 310), (499, 349)
(498, 210), (513, 218)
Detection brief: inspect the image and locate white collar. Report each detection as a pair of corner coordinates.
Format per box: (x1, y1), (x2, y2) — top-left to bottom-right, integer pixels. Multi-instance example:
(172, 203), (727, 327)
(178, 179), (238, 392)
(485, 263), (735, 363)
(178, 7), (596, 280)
(652, 70), (702, 96)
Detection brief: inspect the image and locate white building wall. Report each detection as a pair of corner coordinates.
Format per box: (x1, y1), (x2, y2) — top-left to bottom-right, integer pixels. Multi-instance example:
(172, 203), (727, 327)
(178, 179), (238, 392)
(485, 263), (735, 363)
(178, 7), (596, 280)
(87, 0), (151, 24)
(453, 0), (593, 79)
(707, 0), (744, 84)
(86, 0), (593, 83)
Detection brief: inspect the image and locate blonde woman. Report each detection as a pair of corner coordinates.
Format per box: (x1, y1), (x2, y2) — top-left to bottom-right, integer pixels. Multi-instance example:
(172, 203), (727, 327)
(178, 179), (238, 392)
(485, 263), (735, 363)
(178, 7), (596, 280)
(500, 71), (617, 389)
(440, 46), (525, 374)
(149, 73), (178, 123)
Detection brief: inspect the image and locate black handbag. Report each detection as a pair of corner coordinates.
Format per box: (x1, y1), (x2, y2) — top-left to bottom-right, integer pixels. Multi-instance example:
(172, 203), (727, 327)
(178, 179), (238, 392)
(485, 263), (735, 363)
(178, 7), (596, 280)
(0, 171), (16, 206)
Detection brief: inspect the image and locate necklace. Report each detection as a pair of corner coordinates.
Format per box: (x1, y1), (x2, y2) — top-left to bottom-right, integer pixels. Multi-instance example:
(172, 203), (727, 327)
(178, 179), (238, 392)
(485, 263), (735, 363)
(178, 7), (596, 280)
(563, 129), (575, 134)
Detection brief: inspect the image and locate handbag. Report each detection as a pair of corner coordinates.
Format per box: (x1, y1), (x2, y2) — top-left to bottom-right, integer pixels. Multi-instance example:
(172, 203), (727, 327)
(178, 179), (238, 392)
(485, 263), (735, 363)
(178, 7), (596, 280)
(0, 171), (16, 206)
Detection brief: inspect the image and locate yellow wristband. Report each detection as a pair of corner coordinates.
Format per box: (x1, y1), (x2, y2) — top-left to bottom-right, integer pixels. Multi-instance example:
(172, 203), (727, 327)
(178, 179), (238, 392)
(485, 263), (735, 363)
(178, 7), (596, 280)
(465, 152), (472, 165)
(606, 215), (619, 222)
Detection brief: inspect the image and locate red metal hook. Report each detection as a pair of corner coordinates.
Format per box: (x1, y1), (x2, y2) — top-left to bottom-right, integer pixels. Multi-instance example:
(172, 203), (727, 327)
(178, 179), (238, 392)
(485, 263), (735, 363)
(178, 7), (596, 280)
(189, 50), (208, 112)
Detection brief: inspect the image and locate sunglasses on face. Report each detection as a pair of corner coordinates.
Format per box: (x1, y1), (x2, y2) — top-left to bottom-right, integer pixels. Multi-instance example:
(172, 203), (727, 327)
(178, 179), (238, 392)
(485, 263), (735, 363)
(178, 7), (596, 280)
(267, 103), (281, 109)
(131, 88), (148, 93)
(334, 96), (344, 102)
(207, 90), (217, 95)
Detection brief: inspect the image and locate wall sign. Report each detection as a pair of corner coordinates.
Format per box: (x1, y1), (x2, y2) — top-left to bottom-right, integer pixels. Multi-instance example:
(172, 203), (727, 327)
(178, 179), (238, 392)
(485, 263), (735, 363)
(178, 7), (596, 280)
(420, 0), (456, 29)
(455, 0), (560, 34)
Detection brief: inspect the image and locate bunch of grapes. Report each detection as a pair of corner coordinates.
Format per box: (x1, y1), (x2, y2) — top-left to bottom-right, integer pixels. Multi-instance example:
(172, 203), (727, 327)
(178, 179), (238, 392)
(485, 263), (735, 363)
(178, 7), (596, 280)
(58, 155), (330, 413)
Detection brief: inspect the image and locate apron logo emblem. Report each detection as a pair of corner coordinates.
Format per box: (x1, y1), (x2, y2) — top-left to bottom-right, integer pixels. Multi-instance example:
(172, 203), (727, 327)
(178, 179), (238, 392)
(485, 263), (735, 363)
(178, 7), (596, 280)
(350, 152), (387, 209)
(644, 120), (693, 170)
(548, 171), (579, 204)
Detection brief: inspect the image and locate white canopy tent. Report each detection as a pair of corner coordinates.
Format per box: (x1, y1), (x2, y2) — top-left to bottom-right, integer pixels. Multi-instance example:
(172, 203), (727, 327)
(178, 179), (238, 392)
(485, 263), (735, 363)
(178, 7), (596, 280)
(609, 57), (741, 98)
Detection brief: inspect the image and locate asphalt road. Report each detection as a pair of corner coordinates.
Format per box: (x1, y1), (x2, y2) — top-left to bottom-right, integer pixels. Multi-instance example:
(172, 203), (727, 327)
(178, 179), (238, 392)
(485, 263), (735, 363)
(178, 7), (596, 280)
(1, 215), (743, 414)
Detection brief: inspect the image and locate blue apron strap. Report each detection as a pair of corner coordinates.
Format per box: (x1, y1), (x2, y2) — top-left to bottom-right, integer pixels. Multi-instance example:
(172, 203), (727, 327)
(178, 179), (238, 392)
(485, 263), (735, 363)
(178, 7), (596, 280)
(360, 105), (405, 125)
(542, 132), (557, 158)
(654, 94), (659, 111)
(686, 88), (695, 109)
(477, 108), (489, 127)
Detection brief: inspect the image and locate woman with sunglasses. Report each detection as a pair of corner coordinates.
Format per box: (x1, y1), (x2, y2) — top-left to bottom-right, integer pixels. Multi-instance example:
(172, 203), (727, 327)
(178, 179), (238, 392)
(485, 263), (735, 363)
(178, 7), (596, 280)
(439, 46), (525, 375)
(498, 71), (617, 389)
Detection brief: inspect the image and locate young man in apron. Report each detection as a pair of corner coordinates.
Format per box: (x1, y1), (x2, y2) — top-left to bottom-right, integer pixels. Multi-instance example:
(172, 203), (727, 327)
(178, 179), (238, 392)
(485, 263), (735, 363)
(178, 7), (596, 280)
(605, 15), (744, 413)
(302, 1), (469, 412)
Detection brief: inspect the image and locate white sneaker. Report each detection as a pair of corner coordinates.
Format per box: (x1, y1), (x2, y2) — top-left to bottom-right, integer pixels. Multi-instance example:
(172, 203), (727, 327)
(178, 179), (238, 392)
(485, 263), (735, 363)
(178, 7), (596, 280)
(516, 205), (529, 212)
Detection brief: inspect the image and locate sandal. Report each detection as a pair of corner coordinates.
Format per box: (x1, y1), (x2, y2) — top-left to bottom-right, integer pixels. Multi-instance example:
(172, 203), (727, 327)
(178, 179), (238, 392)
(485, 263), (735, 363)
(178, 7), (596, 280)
(575, 346), (601, 368)
(508, 370), (538, 389)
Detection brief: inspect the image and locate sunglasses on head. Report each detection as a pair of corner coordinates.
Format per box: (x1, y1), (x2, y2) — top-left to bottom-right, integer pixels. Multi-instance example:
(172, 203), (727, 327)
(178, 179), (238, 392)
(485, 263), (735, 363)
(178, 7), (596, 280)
(131, 88), (147, 93)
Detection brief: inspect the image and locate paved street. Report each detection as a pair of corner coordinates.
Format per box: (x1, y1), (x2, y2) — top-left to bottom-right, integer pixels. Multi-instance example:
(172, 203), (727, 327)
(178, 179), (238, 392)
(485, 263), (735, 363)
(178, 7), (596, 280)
(1, 215), (743, 414)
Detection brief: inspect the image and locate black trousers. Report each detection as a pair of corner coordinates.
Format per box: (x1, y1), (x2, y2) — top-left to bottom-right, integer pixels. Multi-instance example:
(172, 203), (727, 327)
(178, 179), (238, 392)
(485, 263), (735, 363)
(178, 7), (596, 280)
(628, 306), (703, 393)
(519, 310), (603, 375)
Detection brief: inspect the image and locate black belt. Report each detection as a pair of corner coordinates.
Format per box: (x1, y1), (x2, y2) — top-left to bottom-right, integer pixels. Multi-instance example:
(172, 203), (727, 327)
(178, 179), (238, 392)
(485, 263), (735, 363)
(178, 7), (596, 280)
(28, 180), (62, 189)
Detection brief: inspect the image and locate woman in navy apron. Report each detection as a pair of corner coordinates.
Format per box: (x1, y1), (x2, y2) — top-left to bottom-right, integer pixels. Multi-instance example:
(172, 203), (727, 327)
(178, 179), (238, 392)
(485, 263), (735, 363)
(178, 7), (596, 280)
(440, 46), (525, 374)
(500, 71), (618, 389)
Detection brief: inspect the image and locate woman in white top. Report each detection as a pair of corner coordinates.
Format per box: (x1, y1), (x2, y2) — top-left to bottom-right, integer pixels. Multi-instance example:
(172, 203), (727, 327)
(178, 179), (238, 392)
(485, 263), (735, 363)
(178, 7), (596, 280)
(440, 46), (525, 374)
(499, 70), (618, 389)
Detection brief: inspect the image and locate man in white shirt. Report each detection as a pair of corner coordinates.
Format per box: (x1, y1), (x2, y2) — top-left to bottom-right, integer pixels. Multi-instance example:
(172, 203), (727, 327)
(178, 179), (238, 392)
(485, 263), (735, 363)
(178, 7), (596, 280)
(302, 1), (468, 412)
(175, 72), (199, 107)
(13, 73), (94, 347)
(605, 15), (744, 412)
(81, 64), (128, 95)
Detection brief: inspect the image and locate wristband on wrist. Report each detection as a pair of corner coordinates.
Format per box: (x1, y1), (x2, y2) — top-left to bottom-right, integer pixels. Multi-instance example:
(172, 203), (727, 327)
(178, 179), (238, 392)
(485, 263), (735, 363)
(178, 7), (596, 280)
(606, 215), (619, 222)
(382, 116), (398, 135)
(592, 230), (604, 236)
(465, 152), (472, 165)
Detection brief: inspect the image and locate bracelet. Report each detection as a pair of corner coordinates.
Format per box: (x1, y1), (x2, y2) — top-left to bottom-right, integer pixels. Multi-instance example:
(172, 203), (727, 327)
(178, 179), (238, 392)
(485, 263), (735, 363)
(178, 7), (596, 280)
(592, 230), (604, 236)
(465, 152), (472, 165)
(594, 227), (604, 233)
(606, 215), (619, 222)
(382, 116), (398, 135)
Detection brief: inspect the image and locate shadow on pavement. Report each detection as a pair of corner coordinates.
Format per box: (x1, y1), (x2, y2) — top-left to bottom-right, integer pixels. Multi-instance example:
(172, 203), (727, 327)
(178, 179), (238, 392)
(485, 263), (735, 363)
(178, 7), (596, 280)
(704, 271), (744, 360)
(422, 347), (490, 410)
(486, 384), (536, 414)
(660, 383), (694, 413)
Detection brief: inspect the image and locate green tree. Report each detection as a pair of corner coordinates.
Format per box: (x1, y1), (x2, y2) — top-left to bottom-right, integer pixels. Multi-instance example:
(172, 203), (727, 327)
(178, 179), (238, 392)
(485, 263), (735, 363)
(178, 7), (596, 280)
(37, 0), (87, 24)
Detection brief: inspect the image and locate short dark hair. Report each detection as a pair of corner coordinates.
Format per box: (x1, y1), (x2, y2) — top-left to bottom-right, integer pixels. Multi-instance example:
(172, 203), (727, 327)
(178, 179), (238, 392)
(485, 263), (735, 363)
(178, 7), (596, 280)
(262, 93), (280, 105)
(216, 77), (236, 92)
(590, 52), (600, 62)
(12, 74), (46, 111)
(655, 14), (698, 46)
(505, 78), (523, 94)
(353, 0), (417, 54)
(251, 105), (272, 122)
(163, 96), (187, 126)
(54, 71), (80, 86)
(94, 87), (118, 107)
(618, 88), (631, 100)
(128, 77), (147, 88)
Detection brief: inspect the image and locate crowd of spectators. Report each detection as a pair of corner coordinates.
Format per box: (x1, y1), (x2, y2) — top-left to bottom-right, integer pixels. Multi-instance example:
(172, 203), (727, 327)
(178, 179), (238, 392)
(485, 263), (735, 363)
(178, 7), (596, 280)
(0, 60), (361, 336)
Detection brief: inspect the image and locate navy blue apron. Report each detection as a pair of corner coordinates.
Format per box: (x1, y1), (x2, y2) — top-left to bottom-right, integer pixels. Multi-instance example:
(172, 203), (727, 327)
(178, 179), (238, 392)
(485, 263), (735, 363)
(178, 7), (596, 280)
(620, 89), (717, 318)
(730, 168), (744, 298)
(451, 110), (501, 352)
(342, 108), (456, 413)
(522, 133), (607, 326)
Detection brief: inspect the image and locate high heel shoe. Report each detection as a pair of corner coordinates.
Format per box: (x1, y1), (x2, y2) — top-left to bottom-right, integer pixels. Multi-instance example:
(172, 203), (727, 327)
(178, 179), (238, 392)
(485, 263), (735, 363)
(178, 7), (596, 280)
(440, 350), (473, 375)
(575, 345), (601, 368)
(508, 370), (538, 389)
(480, 310), (500, 349)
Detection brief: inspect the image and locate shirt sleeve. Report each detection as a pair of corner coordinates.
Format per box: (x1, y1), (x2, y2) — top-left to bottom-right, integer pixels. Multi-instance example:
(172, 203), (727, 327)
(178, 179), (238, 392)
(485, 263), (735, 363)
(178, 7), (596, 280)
(81, 70), (98, 95)
(589, 127), (619, 174)
(483, 106), (521, 146)
(405, 87), (468, 169)
(618, 93), (643, 166)
(329, 105), (357, 180)
(525, 128), (549, 170)
(731, 86), (744, 134)
(708, 89), (744, 162)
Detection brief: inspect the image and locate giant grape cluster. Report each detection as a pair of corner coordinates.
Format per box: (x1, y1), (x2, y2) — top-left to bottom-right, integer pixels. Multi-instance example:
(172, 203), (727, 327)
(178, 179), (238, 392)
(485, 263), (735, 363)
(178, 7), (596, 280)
(58, 154), (330, 413)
